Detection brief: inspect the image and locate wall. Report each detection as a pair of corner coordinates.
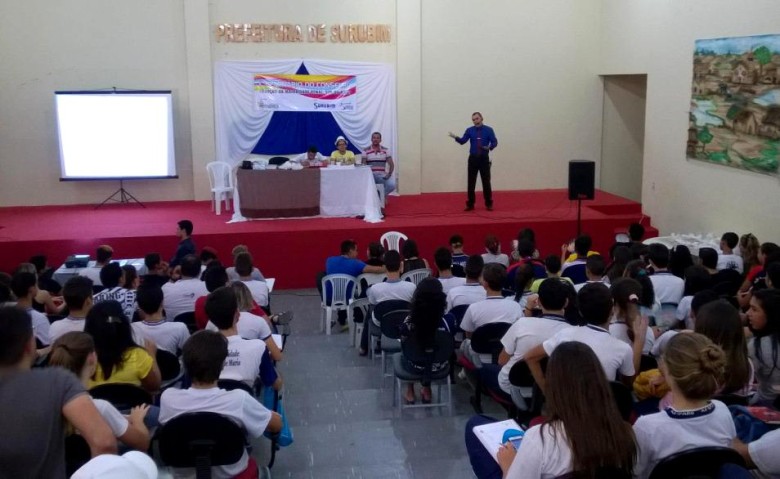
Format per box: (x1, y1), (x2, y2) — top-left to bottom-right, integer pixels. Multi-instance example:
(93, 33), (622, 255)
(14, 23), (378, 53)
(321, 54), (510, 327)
(0, 0), (193, 206)
(600, 0), (780, 240)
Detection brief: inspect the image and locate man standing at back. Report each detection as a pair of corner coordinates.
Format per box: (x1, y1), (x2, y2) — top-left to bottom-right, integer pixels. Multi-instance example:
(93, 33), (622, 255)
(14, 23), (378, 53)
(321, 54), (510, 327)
(449, 112), (498, 211)
(170, 220), (195, 269)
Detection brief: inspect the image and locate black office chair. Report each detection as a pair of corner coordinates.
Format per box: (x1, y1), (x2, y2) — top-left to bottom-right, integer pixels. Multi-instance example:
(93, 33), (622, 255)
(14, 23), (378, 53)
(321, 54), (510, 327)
(217, 379), (255, 395)
(507, 358), (549, 419)
(173, 311), (197, 334)
(555, 467), (631, 479)
(447, 304), (470, 332)
(378, 308), (410, 382)
(393, 329), (455, 414)
(470, 322), (512, 365)
(89, 383), (153, 411)
(157, 349), (183, 390)
(639, 354), (658, 372)
(609, 381), (634, 421)
(369, 300), (411, 359)
(64, 434), (91, 477)
(157, 412), (249, 479)
(648, 446), (746, 479)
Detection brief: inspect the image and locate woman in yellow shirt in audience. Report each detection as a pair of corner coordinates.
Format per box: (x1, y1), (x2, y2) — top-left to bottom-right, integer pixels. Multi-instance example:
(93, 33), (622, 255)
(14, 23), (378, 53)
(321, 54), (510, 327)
(330, 136), (356, 165)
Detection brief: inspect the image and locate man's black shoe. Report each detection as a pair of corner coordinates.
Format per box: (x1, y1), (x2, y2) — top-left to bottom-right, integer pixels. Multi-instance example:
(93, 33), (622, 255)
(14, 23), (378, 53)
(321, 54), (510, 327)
(464, 205), (474, 211)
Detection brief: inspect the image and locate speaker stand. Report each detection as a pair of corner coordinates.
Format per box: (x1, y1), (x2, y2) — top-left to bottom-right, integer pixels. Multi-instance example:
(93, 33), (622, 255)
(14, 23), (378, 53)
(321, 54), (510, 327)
(576, 198), (583, 236)
(95, 180), (146, 209)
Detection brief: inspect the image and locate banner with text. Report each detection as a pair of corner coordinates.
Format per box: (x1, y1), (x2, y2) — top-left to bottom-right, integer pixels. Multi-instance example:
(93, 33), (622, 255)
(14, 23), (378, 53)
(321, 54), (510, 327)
(253, 74), (357, 112)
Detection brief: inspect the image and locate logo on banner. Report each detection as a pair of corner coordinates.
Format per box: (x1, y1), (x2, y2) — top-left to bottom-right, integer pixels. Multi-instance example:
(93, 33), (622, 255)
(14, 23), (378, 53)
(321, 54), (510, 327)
(253, 74), (357, 112)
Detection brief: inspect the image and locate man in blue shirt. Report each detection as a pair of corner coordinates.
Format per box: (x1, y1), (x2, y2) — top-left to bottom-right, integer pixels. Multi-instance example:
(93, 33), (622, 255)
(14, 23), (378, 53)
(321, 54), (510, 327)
(324, 239), (385, 330)
(450, 112), (498, 211)
(170, 219), (196, 269)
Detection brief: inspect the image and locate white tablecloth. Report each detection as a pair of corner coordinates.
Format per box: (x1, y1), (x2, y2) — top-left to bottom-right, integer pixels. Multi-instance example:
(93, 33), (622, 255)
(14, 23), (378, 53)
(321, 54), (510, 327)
(320, 166), (383, 222)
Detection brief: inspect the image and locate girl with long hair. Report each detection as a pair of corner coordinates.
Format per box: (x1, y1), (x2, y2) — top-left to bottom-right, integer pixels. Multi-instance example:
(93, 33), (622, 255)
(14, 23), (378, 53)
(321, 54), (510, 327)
(606, 245), (632, 284)
(668, 245), (694, 279)
(633, 333), (736, 478)
(694, 300), (751, 396)
(512, 263), (536, 309)
(676, 265), (712, 329)
(495, 342), (637, 478)
(747, 289), (780, 405)
(400, 277), (449, 404)
(401, 239), (429, 272)
(229, 281), (282, 361)
(482, 234), (509, 268)
(610, 278), (655, 358)
(49, 332), (151, 451)
(740, 233), (761, 276)
(84, 300), (161, 392)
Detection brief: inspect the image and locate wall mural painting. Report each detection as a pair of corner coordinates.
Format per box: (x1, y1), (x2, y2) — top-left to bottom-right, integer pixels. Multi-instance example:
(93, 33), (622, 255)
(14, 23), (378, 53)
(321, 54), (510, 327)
(687, 34), (780, 176)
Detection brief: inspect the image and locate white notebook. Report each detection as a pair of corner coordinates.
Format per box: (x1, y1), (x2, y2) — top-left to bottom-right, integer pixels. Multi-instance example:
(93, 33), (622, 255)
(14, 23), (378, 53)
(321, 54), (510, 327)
(272, 333), (283, 350)
(472, 419), (522, 462)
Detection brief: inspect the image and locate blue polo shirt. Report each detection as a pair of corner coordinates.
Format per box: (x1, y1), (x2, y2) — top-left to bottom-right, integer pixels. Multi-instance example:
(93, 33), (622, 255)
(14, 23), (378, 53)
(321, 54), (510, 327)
(324, 255), (366, 303)
(456, 125), (498, 155)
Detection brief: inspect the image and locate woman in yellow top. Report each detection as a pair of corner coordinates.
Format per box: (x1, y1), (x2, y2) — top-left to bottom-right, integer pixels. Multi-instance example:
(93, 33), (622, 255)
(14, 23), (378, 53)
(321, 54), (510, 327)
(85, 300), (161, 393)
(330, 136), (356, 165)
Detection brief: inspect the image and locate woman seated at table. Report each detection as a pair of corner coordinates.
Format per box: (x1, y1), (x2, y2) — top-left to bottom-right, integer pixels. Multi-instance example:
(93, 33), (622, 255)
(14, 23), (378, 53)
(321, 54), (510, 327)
(330, 136), (356, 165)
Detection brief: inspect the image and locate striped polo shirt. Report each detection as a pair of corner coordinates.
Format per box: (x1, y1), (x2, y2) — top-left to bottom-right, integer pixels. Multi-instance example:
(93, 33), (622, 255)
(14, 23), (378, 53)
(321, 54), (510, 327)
(363, 146), (391, 173)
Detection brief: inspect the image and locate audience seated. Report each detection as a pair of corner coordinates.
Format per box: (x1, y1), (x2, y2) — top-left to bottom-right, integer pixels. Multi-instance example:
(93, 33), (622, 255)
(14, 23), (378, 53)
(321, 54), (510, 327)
(573, 254), (607, 292)
(766, 262), (780, 290)
(699, 247), (742, 297)
(226, 244), (265, 282)
(434, 247), (466, 294)
(605, 245), (632, 284)
(93, 262), (137, 320)
(401, 239), (429, 272)
(740, 242), (780, 295)
(633, 333), (736, 478)
(50, 332), (151, 451)
(506, 238), (545, 283)
(11, 271), (51, 346)
(740, 233), (761, 274)
(509, 228), (541, 263)
(526, 283), (639, 391)
(216, 282), (281, 360)
(162, 254), (208, 320)
(510, 263), (535, 309)
(624, 259), (662, 322)
(195, 265), (229, 330)
(609, 278), (655, 360)
(651, 289), (719, 358)
(29, 254), (62, 295)
(139, 253), (169, 289)
(459, 264), (522, 366)
(466, 341), (636, 479)
(50, 276), (94, 343)
(446, 255), (486, 311)
(325, 239), (386, 330)
(529, 254), (573, 293)
(365, 242), (386, 267)
(159, 330), (282, 478)
(675, 265), (713, 329)
(695, 300), (752, 397)
(79, 245), (114, 287)
(733, 428), (780, 477)
(399, 277), (452, 404)
(481, 235), (509, 268)
(122, 265), (140, 292)
(560, 235), (593, 284)
(131, 284), (190, 354)
(0, 306), (116, 477)
(668, 244), (694, 279)
(84, 301), (161, 392)
(747, 289), (780, 406)
(496, 278), (573, 408)
(717, 231), (744, 273)
(234, 252), (269, 308)
(14, 262), (65, 315)
(647, 243), (685, 305)
(449, 234), (469, 269)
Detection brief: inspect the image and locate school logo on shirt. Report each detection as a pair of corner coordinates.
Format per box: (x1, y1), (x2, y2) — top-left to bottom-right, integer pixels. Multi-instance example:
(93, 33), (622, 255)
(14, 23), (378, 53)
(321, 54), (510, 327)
(225, 349), (241, 367)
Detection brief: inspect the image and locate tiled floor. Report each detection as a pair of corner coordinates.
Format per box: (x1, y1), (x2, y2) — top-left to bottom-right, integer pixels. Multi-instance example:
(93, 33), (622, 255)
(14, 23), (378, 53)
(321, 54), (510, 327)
(257, 289), (504, 479)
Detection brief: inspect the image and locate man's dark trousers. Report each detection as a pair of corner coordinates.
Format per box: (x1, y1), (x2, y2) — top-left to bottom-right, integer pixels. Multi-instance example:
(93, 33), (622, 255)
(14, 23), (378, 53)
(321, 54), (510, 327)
(467, 153), (492, 208)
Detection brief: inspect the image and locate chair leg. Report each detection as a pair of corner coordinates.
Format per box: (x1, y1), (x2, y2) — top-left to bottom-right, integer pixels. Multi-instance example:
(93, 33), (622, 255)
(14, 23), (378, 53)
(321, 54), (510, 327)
(347, 308), (355, 346)
(215, 193), (222, 215)
(325, 308), (332, 335)
(447, 376), (453, 416)
(380, 352), (385, 389)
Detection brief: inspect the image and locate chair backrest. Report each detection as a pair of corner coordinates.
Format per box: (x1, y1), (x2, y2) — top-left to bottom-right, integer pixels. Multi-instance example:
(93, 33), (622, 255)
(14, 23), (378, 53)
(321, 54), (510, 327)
(508, 360), (535, 388)
(648, 446), (746, 479)
(609, 381), (634, 421)
(379, 309), (410, 340)
(373, 300), (412, 323)
(380, 231), (408, 252)
(89, 383), (153, 411)
(561, 263), (588, 285)
(401, 268), (432, 286)
(206, 161), (234, 190)
(65, 434), (91, 478)
(401, 329), (454, 365)
(174, 311), (197, 334)
(321, 274), (356, 307)
(217, 378), (254, 394)
(447, 304), (471, 330)
(555, 467), (632, 479)
(157, 412), (247, 471)
(355, 273), (388, 298)
(157, 349), (182, 381)
(470, 322), (513, 363)
(639, 354), (658, 372)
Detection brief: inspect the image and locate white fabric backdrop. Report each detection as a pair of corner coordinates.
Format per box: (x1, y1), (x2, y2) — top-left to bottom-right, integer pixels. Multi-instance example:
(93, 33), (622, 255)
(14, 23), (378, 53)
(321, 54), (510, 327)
(213, 59), (397, 222)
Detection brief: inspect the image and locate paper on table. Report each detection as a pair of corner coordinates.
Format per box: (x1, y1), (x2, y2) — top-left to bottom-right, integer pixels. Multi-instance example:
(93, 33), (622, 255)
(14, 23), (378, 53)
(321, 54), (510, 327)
(472, 419), (522, 462)
(272, 334), (283, 351)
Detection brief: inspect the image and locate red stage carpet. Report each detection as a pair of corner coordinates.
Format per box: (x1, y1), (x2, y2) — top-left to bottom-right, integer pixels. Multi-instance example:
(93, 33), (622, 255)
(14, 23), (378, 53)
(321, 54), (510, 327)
(0, 189), (656, 289)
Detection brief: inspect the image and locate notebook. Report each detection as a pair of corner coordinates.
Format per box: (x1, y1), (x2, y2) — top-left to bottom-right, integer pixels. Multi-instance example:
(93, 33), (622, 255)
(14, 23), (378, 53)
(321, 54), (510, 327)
(472, 419), (523, 461)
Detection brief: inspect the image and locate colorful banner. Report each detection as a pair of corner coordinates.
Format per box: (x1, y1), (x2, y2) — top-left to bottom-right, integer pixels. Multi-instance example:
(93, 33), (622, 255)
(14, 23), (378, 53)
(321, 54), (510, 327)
(253, 74), (357, 112)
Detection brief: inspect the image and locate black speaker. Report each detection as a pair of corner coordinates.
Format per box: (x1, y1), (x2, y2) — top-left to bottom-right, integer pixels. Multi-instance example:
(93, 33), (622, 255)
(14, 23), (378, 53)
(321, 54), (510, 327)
(568, 160), (595, 200)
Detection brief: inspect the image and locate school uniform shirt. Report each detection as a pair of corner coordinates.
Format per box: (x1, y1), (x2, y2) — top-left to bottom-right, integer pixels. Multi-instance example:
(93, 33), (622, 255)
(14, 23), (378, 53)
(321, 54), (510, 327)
(88, 347), (153, 389)
(633, 400), (736, 479)
(460, 296), (523, 333)
(748, 428), (780, 477)
(717, 253), (744, 274)
(481, 252), (509, 268)
(206, 311), (272, 341)
(49, 317), (86, 343)
(92, 398), (129, 437)
(226, 267), (264, 282)
(162, 278), (209, 320)
(498, 314), (572, 393)
(505, 422), (573, 479)
(219, 335), (267, 386)
(649, 272), (684, 305)
(241, 279), (269, 307)
(159, 386), (272, 479)
(675, 296), (694, 329)
(543, 325), (635, 380)
(93, 287), (137, 320)
(573, 279), (606, 293)
(438, 276), (467, 294)
(367, 280), (416, 324)
(78, 266), (103, 286)
(749, 336), (780, 405)
(132, 320), (190, 354)
(608, 318), (655, 355)
(26, 307), (51, 345)
(446, 283), (487, 312)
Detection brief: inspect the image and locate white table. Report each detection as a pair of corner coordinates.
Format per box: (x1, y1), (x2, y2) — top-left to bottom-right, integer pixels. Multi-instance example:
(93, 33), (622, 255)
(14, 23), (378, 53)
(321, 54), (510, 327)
(319, 166), (383, 222)
(53, 258), (146, 285)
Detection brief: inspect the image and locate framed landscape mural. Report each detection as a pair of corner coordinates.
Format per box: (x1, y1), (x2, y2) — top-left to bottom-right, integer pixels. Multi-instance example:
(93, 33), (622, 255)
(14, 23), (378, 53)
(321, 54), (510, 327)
(687, 34), (780, 176)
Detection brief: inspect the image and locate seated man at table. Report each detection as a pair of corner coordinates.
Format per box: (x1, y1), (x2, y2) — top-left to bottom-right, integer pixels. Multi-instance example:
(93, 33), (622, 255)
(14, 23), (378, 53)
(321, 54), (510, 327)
(362, 132), (396, 195)
(291, 145), (325, 167)
(330, 136), (356, 165)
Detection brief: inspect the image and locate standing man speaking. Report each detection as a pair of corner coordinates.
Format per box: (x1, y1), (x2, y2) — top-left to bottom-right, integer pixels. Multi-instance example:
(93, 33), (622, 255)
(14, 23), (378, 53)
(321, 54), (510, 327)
(450, 112), (498, 211)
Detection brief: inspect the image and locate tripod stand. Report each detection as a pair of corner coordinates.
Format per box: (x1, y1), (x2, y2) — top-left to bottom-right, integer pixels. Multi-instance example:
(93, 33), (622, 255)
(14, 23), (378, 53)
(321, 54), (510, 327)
(95, 179), (145, 209)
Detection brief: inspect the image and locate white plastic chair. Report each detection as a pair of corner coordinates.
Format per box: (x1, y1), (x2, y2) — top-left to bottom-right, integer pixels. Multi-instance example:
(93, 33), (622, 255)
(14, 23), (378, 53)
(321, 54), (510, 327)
(320, 274), (356, 335)
(206, 161), (235, 215)
(347, 297), (370, 348)
(380, 231), (408, 252)
(401, 268), (432, 286)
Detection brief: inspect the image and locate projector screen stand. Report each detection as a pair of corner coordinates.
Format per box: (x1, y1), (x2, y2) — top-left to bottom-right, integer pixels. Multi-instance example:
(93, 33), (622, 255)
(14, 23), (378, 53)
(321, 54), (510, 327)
(95, 180), (146, 209)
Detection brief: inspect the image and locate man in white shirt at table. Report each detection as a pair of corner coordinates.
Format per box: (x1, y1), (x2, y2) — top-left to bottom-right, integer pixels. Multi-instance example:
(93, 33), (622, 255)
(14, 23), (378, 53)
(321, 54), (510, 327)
(290, 146), (325, 167)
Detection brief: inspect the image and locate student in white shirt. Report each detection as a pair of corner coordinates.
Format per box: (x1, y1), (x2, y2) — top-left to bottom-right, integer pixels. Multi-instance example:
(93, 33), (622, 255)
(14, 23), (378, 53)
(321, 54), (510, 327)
(675, 265), (712, 330)
(481, 234), (509, 268)
(49, 276), (94, 343)
(234, 252), (269, 308)
(225, 245), (265, 282)
(10, 272), (51, 346)
(718, 232), (744, 274)
(162, 255), (209, 320)
(434, 247), (466, 294)
(609, 278), (655, 362)
(525, 283), (640, 391)
(633, 333), (736, 479)
(159, 330), (281, 479)
(647, 243), (684, 305)
(467, 341), (637, 479)
(78, 245), (114, 287)
(733, 428), (780, 478)
(131, 284), (189, 355)
(92, 262), (137, 321)
(446, 255), (487, 311)
(572, 254), (607, 292)
(49, 331), (151, 452)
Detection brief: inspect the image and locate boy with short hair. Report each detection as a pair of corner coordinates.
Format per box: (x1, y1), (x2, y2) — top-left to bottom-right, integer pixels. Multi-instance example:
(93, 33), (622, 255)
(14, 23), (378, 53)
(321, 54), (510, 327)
(10, 272), (51, 346)
(132, 284), (190, 354)
(718, 232), (744, 273)
(49, 276), (94, 343)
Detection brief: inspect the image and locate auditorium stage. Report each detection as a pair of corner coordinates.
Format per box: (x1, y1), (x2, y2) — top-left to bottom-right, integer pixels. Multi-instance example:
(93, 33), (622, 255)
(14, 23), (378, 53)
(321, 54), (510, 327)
(0, 189), (656, 289)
